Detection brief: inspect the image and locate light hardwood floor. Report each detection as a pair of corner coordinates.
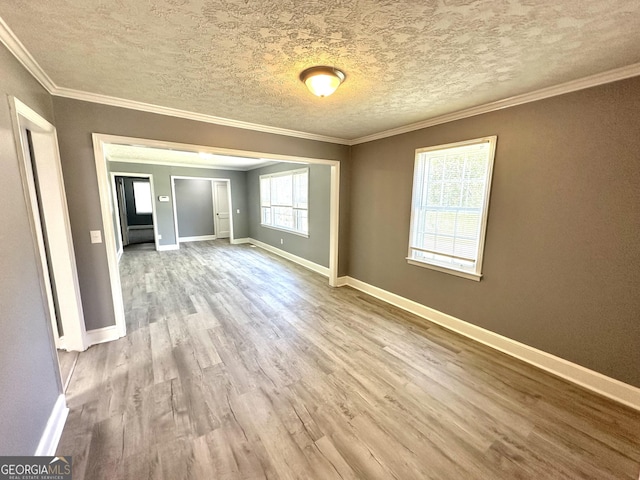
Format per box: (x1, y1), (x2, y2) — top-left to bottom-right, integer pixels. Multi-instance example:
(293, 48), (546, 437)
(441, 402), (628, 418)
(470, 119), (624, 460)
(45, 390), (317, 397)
(57, 240), (640, 479)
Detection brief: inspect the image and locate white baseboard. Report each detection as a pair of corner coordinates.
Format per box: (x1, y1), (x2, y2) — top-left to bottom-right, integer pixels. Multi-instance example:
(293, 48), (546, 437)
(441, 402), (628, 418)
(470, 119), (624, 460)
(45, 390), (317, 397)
(231, 237), (250, 245)
(85, 325), (123, 347)
(343, 276), (640, 411)
(35, 394), (68, 456)
(336, 276), (349, 287)
(157, 244), (179, 251)
(178, 235), (216, 242)
(248, 238), (330, 277)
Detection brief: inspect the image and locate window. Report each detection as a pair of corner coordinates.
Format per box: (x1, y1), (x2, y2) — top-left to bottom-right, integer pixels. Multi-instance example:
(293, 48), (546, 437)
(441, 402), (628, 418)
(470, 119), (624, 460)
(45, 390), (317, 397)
(407, 136), (497, 280)
(132, 181), (153, 214)
(260, 168), (309, 235)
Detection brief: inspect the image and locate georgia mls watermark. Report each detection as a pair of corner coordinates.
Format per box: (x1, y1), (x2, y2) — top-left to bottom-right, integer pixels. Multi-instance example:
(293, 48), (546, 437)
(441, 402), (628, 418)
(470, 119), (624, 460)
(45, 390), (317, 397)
(0, 457), (71, 480)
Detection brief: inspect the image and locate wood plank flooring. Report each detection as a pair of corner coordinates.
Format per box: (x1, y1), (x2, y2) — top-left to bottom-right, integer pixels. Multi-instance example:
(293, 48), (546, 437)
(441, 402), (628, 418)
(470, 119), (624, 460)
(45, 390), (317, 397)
(57, 240), (640, 479)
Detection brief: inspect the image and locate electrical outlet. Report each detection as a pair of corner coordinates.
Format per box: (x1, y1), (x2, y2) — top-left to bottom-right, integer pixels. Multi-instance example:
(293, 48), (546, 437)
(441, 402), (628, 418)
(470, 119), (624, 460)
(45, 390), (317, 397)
(158, 234), (162, 240)
(280, 238), (284, 245)
(236, 209), (240, 214)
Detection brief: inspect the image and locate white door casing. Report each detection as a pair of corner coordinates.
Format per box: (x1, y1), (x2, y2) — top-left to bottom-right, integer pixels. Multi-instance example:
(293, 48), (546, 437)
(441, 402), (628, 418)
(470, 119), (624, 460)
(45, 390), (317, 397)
(92, 133), (342, 344)
(110, 172), (160, 257)
(9, 97), (87, 352)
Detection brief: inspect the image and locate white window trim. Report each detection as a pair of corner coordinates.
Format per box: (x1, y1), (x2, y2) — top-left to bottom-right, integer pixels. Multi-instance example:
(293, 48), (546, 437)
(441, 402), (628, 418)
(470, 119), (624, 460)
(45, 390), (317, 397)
(261, 223), (310, 238)
(260, 167), (309, 237)
(407, 135), (497, 281)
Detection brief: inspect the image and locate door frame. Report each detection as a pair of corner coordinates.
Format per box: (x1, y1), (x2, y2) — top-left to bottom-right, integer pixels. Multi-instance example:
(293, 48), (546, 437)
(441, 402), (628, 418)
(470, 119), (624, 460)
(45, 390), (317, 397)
(9, 96), (87, 352)
(110, 172), (160, 258)
(171, 176), (233, 244)
(92, 133), (341, 342)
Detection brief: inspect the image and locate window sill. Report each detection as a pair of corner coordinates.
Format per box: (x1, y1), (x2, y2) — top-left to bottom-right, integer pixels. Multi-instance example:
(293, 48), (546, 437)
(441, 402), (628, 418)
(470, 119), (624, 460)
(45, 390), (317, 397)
(260, 224), (309, 238)
(406, 258), (482, 281)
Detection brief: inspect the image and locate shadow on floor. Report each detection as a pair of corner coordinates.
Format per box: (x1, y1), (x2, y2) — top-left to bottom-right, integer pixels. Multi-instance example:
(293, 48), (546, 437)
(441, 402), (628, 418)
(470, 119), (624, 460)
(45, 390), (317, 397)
(123, 242), (156, 252)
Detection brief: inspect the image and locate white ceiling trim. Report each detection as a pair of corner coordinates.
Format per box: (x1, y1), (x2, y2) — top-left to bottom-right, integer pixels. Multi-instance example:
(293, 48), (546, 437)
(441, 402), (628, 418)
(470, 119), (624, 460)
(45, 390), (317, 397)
(36, 61), (640, 148)
(350, 62), (640, 145)
(2, 16), (639, 148)
(54, 86), (351, 146)
(0, 16), (56, 92)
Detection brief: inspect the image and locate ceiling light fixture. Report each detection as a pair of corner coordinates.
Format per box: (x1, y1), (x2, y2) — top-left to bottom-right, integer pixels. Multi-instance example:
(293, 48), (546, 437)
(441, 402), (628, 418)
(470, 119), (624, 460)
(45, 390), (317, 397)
(299, 66), (346, 97)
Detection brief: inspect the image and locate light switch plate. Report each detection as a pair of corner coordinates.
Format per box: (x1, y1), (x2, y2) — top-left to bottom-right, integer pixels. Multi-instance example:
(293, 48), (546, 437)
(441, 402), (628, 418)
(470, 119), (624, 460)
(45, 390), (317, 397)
(90, 230), (102, 244)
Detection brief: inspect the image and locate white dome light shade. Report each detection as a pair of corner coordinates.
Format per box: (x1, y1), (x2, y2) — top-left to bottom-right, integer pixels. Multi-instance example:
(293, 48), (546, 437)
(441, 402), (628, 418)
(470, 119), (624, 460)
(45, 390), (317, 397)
(300, 66), (346, 97)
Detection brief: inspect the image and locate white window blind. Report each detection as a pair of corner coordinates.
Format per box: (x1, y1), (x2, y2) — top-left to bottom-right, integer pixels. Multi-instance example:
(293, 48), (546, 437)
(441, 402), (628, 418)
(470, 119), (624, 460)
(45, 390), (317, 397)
(408, 136), (497, 280)
(260, 168), (309, 235)
(132, 181), (153, 215)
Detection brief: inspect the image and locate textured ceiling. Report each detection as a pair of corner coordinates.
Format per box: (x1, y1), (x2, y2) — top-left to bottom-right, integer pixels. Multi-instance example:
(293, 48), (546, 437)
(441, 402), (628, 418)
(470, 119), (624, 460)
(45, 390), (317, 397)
(1, 1), (640, 140)
(105, 144), (279, 170)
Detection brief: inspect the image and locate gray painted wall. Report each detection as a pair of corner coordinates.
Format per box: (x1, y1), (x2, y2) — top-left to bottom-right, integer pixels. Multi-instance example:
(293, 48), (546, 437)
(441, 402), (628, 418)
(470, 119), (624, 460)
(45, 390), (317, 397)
(349, 76), (640, 388)
(0, 44), (62, 454)
(53, 96), (348, 330)
(109, 162), (248, 250)
(248, 163), (331, 268)
(175, 178), (215, 238)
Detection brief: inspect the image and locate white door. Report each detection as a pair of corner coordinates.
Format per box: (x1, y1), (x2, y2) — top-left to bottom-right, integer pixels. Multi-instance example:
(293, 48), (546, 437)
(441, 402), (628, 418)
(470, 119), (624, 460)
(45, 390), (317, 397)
(213, 182), (230, 239)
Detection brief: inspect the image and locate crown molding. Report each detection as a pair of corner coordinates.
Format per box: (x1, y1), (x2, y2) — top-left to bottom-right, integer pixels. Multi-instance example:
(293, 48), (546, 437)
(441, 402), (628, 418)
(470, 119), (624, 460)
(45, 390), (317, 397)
(53, 87), (351, 145)
(2, 15), (639, 148)
(0, 16), (56, 92)
(57, 62), (640, 147)
(349, 62), (640, 145)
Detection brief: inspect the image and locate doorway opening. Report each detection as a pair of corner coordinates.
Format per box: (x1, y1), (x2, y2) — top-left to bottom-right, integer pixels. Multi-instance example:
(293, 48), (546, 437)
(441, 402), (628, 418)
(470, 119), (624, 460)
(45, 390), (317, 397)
(171, 176), (233, 245)
(92, 133), (341, 343)
(111, 173), (160, 258)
